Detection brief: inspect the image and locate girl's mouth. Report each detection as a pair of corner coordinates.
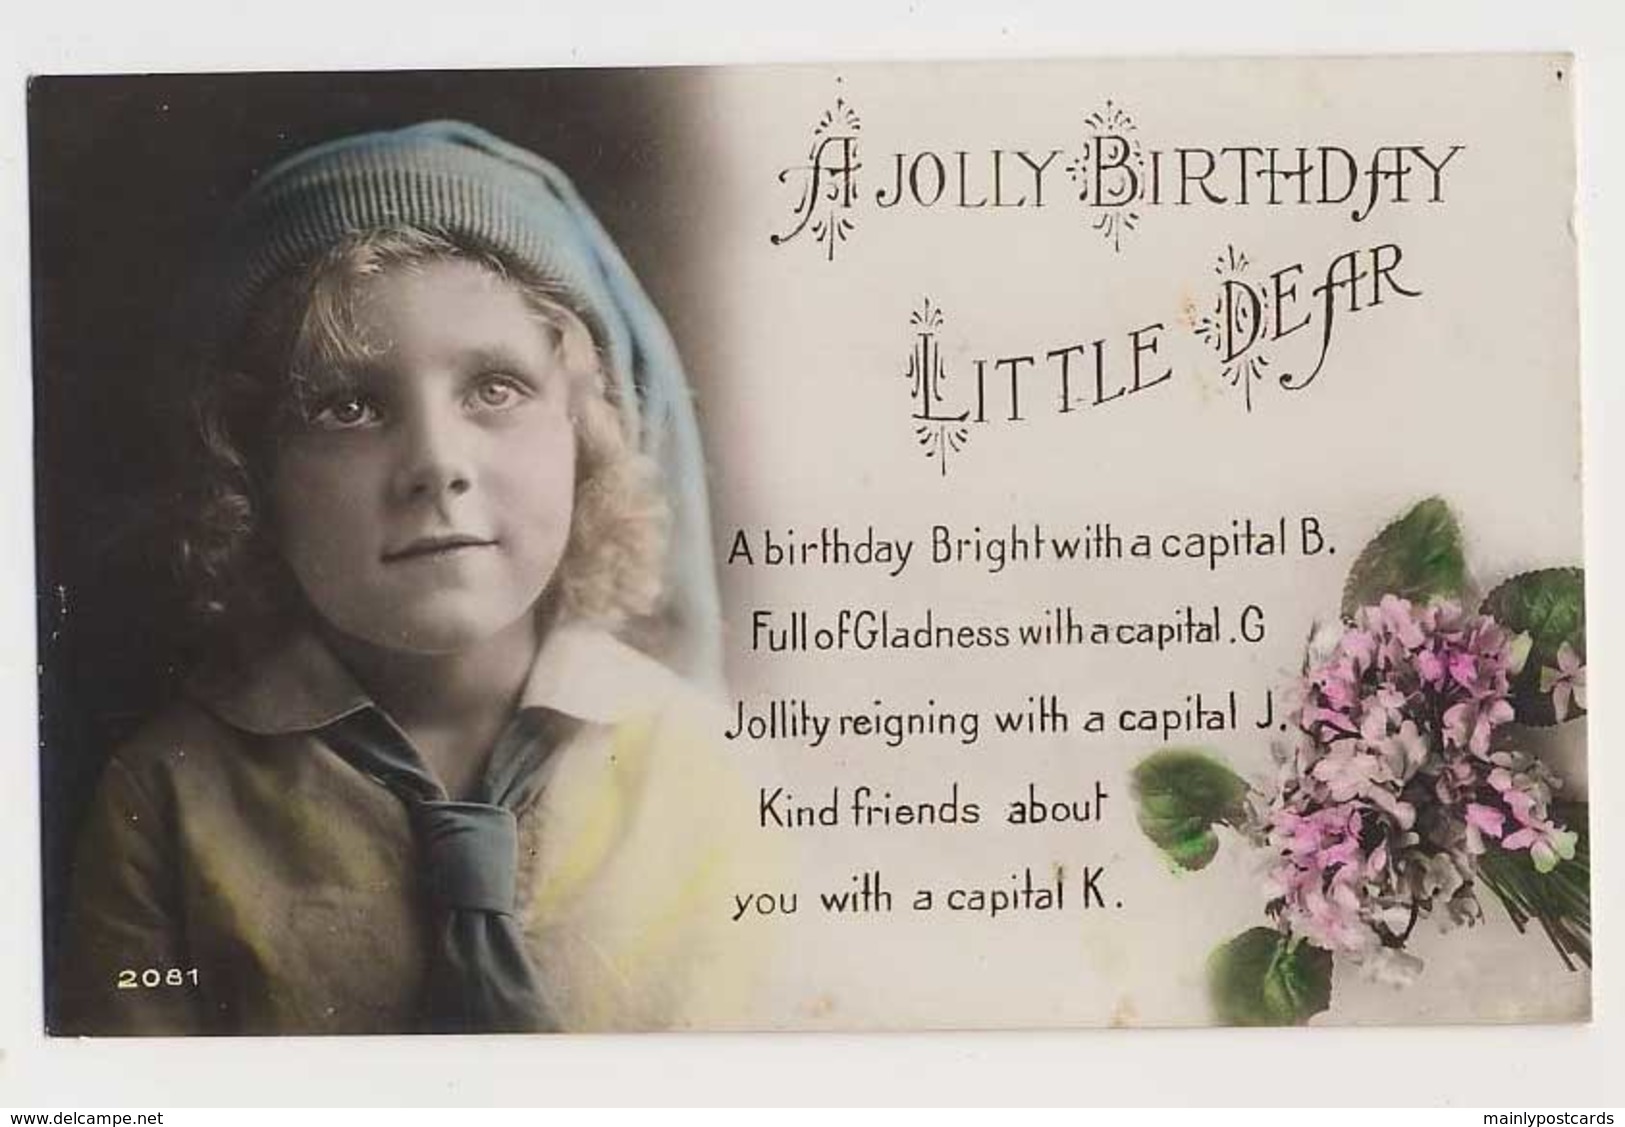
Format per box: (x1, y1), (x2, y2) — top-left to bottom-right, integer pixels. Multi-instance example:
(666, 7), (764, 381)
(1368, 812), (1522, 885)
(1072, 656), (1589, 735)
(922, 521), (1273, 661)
(381, 534), (497, 563)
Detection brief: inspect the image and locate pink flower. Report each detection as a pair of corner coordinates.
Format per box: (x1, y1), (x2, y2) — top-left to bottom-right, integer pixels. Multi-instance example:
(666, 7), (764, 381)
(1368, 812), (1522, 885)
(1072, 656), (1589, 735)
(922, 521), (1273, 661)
(1286, 876), (1376, 955)
(1341, 628), (1379, 671)
(1448, 650), (1481, 692)
(1485, 757), (1575, 871)
(1416, 648), (1447, 685)
(1311, 743), (1384, 802)
(1463, 803), (1505, 854)
(1264, 594), (1577, 965)
(1307, 706), (1358, 736)
(1373, 721), (1429, 782)
(1539, 643), (1587, 722)
(1365, 786), (1417, 831)
(1502, 823), (1579, 873)
(1442, 697), (1514, 758)
(1465, 803), (1504, 837)
(1374, 595), (1427, 649)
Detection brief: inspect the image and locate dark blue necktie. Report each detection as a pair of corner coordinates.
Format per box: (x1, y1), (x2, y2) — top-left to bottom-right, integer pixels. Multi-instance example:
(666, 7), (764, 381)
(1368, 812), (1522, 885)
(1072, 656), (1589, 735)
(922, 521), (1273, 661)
(318, 706), (576, 1033)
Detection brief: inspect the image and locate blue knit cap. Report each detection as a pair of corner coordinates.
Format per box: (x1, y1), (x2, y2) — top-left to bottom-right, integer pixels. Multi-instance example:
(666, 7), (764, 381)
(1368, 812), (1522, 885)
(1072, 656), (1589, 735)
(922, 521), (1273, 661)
(193, 120), (721, 680)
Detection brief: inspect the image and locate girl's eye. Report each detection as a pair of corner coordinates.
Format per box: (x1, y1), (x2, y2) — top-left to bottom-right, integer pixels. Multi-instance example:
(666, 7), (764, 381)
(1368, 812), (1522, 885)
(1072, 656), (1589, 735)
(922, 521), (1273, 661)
(308, 394), (380, 430)
(470, 375), (530, 411)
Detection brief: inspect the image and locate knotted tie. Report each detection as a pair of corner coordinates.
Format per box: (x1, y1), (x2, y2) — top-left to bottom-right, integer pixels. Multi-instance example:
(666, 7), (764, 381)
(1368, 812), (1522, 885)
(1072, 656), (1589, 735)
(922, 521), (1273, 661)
(318, 706), (577, 1033)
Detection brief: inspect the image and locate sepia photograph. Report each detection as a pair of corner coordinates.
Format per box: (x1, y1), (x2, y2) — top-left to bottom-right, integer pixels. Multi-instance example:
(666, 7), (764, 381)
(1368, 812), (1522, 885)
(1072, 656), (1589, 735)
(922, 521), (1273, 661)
(34, 72), (772, 1035)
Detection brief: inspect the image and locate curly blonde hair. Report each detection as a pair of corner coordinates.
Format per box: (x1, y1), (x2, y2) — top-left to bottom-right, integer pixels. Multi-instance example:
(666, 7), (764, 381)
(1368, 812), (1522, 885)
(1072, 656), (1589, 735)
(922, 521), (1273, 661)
(180, 225), (669, 652)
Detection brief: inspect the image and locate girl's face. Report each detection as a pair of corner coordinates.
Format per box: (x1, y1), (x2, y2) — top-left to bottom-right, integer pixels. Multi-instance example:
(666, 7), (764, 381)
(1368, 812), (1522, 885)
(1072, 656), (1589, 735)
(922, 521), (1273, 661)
(269, 258), (577, 656)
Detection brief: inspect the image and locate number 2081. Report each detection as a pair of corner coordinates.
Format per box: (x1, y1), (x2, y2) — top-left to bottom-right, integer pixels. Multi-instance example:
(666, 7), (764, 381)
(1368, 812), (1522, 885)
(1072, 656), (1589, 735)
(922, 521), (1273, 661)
(117, 967), (199, 989)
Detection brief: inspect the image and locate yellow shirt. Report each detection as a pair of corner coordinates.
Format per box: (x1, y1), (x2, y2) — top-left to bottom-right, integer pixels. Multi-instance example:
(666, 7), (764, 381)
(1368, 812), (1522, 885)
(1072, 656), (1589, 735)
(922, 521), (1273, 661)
(59, 624), (769, 1035)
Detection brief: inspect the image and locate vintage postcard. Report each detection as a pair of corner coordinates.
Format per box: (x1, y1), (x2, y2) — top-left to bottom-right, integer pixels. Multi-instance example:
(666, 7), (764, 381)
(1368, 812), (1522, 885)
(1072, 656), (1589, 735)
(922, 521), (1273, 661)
(30, 54), (1587, 1035)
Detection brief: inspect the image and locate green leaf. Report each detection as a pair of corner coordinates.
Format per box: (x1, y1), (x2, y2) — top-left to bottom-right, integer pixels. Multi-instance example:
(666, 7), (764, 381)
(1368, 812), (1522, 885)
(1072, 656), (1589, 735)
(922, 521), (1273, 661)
(1130, 748), (1249, 872)
(1480, 568), (1586, 726)
(1208, 927), (1334, 1026)
(1341, 497), (1469, 619)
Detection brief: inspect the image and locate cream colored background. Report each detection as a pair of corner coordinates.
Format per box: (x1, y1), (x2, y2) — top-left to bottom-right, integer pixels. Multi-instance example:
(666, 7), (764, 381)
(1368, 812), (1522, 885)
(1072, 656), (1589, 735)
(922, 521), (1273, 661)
(695, 56), (1585, 1028)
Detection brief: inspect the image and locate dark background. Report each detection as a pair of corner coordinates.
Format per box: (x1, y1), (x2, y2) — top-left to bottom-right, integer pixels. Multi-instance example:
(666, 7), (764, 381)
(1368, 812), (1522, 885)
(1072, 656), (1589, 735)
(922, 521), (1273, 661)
(29, 68), (716, 1028)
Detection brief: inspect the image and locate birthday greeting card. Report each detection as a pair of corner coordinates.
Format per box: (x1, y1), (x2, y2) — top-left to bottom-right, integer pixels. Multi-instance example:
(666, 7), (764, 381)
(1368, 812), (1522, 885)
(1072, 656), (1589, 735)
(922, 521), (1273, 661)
(31, 54), (1586, 1033)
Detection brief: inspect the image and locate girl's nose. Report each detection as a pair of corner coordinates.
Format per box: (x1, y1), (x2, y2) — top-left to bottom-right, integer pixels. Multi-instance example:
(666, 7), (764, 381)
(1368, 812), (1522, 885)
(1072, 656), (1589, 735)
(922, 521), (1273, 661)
(394, 408), (473, 503)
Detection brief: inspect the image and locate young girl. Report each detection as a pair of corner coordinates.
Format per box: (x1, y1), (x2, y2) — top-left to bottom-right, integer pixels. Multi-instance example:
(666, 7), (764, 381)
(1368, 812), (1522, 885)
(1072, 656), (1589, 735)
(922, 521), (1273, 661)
(59, 121), (762, 1035)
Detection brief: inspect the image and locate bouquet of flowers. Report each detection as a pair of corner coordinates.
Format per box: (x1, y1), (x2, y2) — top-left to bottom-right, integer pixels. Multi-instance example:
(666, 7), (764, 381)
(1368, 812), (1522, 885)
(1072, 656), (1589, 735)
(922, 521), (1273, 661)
(1131, 499), (1589, 1024)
